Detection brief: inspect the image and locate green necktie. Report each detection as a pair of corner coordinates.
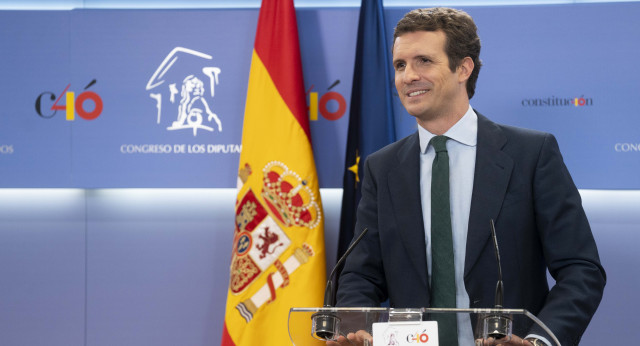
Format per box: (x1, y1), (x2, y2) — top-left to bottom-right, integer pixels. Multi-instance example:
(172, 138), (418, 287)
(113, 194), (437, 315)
(430, 135), (458, 346)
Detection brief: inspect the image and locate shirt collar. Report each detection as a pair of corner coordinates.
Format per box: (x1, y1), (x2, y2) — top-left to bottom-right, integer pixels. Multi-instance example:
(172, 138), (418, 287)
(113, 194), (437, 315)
(418, 105), (478, 154)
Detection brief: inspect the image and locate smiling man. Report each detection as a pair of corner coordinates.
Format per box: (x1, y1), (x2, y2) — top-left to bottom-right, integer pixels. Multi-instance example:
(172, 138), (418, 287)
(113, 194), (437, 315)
(393, 29), (473, 135)
(334, 7), (605, 346)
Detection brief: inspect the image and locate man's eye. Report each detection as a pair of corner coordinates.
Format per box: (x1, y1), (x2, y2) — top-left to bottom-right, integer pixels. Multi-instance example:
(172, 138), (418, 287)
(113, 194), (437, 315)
(394, 63), (405, 70)
(420, 58), (431, 63)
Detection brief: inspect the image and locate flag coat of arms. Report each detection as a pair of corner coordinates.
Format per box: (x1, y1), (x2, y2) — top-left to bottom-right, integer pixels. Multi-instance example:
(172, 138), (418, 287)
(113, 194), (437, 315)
(221, 0), (326, 344)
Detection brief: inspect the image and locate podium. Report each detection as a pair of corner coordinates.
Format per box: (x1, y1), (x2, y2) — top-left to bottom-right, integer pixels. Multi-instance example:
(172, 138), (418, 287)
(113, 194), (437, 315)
(289, 307), (560, 345)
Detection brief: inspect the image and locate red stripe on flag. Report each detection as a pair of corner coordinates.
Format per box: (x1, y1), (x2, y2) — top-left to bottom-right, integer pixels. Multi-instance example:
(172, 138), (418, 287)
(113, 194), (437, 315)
(221, 322), (236, 346)
(254, 0), (311, 140)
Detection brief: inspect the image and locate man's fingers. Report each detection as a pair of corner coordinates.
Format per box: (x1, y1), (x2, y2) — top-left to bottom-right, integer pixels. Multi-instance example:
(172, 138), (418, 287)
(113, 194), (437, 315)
(326, 335), (350, 346)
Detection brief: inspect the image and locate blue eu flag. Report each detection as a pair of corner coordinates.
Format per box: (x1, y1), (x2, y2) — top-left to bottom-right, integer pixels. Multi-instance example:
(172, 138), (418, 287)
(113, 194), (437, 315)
(337, 0), (396, 281)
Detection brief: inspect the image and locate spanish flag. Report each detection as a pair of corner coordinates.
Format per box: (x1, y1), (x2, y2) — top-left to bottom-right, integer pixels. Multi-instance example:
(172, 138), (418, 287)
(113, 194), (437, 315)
(221, 0), (326, 345)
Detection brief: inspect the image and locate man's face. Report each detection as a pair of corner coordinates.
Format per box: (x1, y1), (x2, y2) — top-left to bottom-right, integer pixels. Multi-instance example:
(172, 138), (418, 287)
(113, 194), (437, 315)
(392, 30), (467, 124)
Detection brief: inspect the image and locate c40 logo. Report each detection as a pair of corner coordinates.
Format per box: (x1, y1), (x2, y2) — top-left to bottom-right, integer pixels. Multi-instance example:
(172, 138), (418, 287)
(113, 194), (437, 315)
(35, 79), (103, 121)
(406, 330), (429, 343)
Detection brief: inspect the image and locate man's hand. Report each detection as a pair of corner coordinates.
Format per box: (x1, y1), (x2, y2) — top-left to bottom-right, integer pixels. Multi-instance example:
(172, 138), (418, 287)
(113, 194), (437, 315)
(326, 330), (373, 346)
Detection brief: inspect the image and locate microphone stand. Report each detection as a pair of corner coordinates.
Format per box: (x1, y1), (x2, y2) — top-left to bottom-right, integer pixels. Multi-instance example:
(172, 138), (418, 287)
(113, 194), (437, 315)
(312, 228), (369, 340)
(483, 219), (512, 340)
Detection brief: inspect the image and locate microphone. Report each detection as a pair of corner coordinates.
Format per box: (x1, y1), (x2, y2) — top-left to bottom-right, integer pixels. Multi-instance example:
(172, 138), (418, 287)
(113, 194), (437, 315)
(312, 227), (369, 340)
(483, 219), (512, 340)
(490, 219), (504, 311)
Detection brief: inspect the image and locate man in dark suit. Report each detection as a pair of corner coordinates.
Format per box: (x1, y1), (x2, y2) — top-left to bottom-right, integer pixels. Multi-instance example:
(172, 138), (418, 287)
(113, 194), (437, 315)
(334, 7), (605, 346)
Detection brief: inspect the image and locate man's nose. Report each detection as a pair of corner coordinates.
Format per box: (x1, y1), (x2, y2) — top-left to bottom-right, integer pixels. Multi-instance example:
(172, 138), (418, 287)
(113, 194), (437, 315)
(402, 64), (419, 83)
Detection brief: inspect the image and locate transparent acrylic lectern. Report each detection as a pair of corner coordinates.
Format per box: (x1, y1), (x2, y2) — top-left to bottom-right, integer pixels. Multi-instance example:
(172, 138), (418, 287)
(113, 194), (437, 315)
(289, 307), (560, 345)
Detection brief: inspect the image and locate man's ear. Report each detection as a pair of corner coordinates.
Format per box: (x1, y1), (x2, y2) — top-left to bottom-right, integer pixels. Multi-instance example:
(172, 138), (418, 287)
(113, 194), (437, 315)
(457, 56), (474, 83)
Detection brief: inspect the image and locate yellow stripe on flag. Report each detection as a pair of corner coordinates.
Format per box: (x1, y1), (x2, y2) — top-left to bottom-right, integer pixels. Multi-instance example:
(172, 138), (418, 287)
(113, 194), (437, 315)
(240, 52), (315, 173)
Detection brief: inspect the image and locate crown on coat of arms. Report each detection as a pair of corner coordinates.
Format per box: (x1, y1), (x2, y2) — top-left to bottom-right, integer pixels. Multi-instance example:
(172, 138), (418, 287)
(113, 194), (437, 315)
(261, 161), (321, 229)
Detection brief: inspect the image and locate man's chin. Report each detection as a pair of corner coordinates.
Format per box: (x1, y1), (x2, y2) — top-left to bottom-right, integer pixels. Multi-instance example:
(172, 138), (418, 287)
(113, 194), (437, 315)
(405, 108), (429, 119)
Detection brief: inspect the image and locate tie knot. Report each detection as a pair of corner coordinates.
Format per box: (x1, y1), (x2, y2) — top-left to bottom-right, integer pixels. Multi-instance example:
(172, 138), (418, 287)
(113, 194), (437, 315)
(430, 135), (449, 153)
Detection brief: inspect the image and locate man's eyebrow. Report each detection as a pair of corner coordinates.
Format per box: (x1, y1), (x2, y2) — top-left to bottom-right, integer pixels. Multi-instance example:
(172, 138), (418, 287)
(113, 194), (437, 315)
(415, 53), (435, 60)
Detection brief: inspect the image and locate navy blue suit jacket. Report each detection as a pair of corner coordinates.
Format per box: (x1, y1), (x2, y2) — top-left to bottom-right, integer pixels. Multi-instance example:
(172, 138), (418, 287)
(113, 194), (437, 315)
(336, 113), (606, 345)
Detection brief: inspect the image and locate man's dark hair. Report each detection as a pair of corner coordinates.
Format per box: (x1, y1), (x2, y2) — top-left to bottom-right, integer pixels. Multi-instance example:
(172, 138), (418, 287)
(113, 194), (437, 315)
(393, 7), (482, 99)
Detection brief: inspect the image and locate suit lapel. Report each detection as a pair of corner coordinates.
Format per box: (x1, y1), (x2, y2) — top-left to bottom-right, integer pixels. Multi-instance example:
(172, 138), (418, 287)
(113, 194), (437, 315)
(383, 116), (514, 286)
(465, 113), (514, 278)
(387, 132), (430, 288)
